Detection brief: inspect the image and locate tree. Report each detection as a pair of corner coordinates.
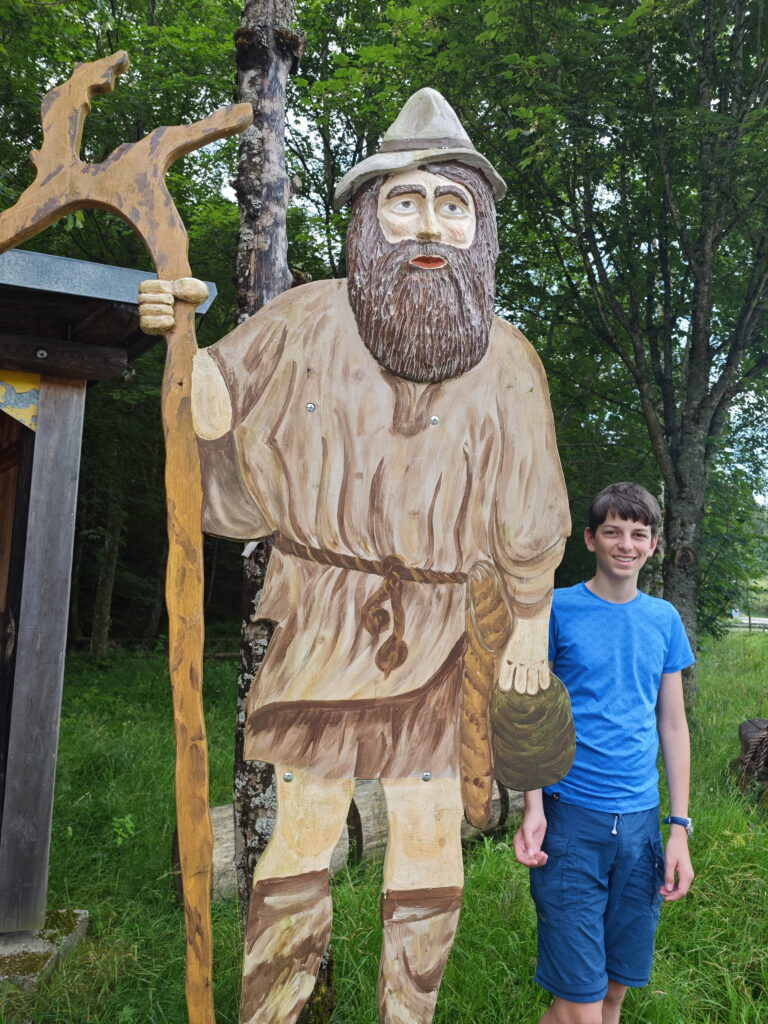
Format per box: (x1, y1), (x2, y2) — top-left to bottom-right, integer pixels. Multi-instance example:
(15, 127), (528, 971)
(496, 2), (768, 697)
(0, 0), (245, 647)
(230, 4), (340, 1019)
(310, 0), (768, 697)
(285, 0), (411, 274)
(6, 1), (765, 666)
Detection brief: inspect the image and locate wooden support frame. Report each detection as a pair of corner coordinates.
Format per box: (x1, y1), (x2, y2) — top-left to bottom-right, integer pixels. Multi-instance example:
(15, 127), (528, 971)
(0, 419), (33, 776)
(0, 377), (86, 931)
(0, 334), (127, 380)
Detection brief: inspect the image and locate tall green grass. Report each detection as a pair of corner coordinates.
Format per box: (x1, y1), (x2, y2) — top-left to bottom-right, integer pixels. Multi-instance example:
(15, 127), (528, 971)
(2, 633), (766, 1023)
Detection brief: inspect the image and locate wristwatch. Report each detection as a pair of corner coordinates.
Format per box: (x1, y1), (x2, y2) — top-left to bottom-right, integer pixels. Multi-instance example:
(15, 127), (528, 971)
(663, 815), (694, 837)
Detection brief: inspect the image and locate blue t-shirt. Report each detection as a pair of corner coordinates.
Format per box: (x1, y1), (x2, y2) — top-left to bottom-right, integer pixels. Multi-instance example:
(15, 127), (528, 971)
(546, 582), (695, 813)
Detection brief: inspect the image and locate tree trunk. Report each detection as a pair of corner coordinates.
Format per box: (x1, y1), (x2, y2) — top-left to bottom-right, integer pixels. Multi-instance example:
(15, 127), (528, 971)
(232, 8), (328, 1016)
(661, 439), (709, 704)
(233, 0), (302, 322)
(142, 538), (168, 643)
(233, 539), (275, 916)
(89, 497), (124, 655)
(232, 0), (300, 910)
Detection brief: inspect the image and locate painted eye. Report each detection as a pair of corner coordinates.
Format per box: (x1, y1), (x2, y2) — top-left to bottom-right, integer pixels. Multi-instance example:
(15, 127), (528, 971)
(392, 199), (416, 213)
(441, 201), (468, 218)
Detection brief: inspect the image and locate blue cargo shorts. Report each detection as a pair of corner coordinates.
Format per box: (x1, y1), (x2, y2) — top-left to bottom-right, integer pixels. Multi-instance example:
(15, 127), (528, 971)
(530, 793), (666, 1004)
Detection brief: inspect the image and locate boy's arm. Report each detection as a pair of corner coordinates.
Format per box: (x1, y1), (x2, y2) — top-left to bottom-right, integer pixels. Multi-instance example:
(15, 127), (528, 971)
(512, 658), (554, 868)
(513, 789), (548, 867)
(657, 669), (695, 902)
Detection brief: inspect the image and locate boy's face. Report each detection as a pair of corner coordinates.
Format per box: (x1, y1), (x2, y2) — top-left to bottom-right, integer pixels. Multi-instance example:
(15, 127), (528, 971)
(584, 512), (658, 583)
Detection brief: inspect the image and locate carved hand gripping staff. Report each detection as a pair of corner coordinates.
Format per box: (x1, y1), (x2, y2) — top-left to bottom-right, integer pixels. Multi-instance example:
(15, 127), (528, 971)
(0, 52), (252, 1024)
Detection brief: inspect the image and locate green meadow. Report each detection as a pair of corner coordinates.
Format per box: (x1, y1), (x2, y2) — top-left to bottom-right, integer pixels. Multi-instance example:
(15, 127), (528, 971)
(2, 632), (766, 1023)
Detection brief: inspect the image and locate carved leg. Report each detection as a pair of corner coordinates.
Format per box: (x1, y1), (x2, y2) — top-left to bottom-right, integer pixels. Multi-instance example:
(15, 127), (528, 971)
(240, 869), (332, 1024)
(378, 885), (463, 1024)
(240, 768), (352, 1024)
(378, 777), (464, 1023)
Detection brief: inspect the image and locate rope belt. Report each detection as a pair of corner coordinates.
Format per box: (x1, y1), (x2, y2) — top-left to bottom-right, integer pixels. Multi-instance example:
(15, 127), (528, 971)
(273, 534), (467, 674)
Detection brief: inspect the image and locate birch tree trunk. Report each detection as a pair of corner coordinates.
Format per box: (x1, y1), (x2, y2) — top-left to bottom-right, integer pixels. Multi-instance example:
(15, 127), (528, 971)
(232, 12), (332, 1015)
(231, 0), (310, 941)
(233, 540), (275, 914)
(233, 0), (299, 323)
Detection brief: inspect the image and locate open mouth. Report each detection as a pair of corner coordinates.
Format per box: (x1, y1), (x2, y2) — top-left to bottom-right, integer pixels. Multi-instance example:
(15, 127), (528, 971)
(409, 255), (447, 270)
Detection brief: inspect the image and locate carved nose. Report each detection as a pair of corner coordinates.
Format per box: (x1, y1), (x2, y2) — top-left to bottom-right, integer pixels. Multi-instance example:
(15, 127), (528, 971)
(416, 229), (441, 241)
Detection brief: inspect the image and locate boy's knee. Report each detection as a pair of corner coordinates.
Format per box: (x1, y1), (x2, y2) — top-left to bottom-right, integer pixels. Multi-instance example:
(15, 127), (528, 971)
(603, 981), (628, 1009)
(540, 998), (603, 1024)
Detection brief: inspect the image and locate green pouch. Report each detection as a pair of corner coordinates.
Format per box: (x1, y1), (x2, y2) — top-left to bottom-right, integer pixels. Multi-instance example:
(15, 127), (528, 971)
(490, 673), (575, 792)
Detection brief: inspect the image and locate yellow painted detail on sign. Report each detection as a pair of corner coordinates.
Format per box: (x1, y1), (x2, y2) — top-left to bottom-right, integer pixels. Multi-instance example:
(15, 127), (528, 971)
(0, 371), (40, 430)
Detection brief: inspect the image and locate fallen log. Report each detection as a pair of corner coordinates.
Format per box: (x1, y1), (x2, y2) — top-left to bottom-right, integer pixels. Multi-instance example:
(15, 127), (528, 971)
(346, 779), (522, 865)
(172, 780), (522, 901)
(172, 806), (350, 901)
(738, 718), (768, 758)
(733, 718), (768, 805)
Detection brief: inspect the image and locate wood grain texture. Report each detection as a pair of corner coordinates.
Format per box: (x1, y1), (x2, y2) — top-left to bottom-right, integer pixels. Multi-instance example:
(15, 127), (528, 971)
(0, 53), (252, 264)
(241, 870), (332, 1024)
(0, 53), (252, 1023)
(378, 886), (463, 1024)
(461, 561), (514, 827)
(0, 376), (85, 931)
(0, 334), (127, 380)
(172, 805), (350, 902)
(0, 423), (33, 827)
(184, 782), (520, 899)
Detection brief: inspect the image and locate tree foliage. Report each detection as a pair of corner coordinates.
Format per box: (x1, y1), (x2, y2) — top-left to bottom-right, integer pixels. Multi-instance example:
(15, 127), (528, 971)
(2, 0), (766, 649)
(285, 0), (768, 655)
(1, 0), (247, 645)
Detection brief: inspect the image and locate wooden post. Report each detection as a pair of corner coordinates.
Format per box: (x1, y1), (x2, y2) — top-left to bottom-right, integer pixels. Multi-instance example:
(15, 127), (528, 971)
(0, 53), (252, 1023)
(0, 377), (86, 930)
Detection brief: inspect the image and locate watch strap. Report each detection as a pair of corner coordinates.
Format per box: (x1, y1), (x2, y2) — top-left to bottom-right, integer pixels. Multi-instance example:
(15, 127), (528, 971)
(663, 814), (693, 836)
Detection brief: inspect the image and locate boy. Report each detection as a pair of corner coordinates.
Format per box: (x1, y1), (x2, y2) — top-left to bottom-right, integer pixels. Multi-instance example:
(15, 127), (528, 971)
(514, 482), (695, 1024)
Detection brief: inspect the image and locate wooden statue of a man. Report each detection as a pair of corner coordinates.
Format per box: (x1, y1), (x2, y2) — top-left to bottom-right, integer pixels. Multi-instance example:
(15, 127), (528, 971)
(141, 88), (571, 1024)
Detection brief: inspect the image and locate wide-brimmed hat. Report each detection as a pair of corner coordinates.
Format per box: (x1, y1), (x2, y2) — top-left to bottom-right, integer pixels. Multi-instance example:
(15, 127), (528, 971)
(333, 87), (507, 210)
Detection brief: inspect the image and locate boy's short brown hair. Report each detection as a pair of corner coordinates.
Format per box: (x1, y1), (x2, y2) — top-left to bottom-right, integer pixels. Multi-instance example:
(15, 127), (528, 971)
(587, 482), (662, 537)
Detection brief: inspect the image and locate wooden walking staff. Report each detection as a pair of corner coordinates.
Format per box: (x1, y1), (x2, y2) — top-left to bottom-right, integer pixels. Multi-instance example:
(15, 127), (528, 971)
(0, 52), (252, 1023)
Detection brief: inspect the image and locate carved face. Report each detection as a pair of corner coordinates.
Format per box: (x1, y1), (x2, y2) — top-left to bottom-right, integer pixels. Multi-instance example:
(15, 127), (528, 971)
(346, 161), (498, 384)
(376, 169), (477, 253)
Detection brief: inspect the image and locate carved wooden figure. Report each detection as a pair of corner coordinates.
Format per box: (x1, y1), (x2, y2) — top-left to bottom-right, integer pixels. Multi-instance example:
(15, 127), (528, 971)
(143, 89), (575, 1024)
(0, 53), (252, 1024)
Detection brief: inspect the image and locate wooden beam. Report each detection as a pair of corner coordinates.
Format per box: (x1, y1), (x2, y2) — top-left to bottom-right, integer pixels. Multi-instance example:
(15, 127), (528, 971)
(71, 302), (140, 349)
(0, 423), (34, 820)
(0, 334), (127, 381)
(0, 376), (86, 932)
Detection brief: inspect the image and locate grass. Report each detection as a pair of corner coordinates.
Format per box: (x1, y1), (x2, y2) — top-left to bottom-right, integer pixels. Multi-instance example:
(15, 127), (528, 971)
(1, 633), (767, 1023)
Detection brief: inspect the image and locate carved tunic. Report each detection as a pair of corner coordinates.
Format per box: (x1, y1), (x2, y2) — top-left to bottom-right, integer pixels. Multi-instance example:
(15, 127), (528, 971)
(196, 279), (569, 776)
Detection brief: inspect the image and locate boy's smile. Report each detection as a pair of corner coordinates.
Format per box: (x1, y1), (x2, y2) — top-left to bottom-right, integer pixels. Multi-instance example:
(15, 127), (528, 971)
(585, 512), (658, 587)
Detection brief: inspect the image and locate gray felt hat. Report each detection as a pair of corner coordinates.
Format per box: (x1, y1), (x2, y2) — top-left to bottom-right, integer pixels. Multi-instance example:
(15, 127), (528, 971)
(333, 87), (507, 210)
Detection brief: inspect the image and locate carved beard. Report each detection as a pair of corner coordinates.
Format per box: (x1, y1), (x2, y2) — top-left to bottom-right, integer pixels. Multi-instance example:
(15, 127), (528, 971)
(346, 162), (499, 384)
